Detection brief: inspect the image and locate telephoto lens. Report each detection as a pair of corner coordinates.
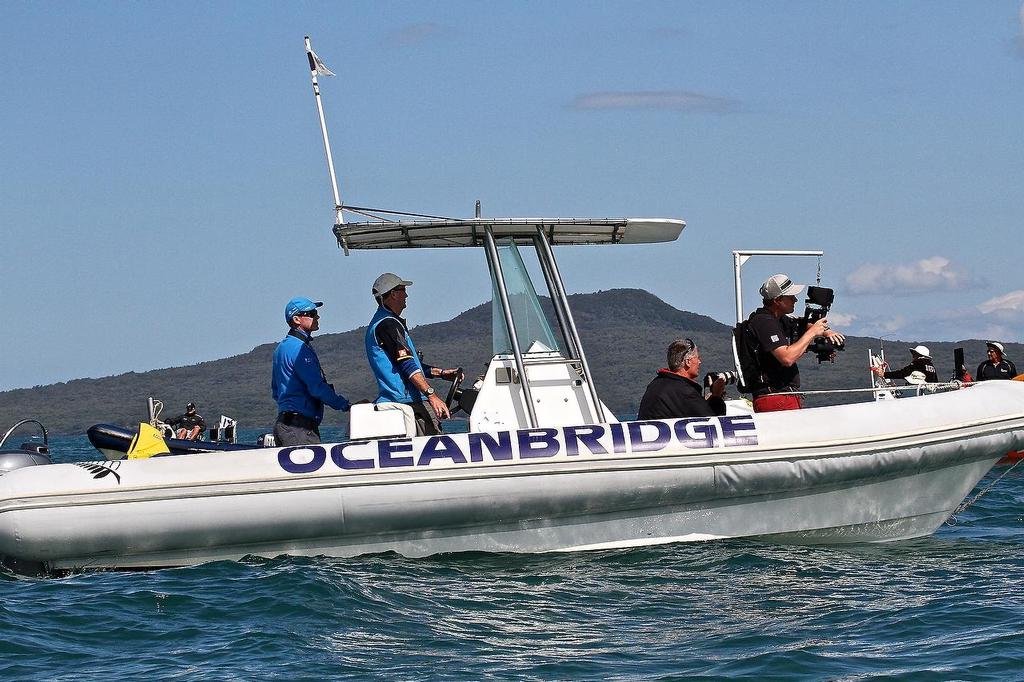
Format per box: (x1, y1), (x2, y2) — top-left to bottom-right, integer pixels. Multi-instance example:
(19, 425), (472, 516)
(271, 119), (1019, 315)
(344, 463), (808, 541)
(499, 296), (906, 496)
(703, 371), (738, 388)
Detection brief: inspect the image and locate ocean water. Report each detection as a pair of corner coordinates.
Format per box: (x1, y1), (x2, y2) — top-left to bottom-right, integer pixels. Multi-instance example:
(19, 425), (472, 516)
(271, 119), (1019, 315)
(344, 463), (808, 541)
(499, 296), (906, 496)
(2, 434), (1023, 680)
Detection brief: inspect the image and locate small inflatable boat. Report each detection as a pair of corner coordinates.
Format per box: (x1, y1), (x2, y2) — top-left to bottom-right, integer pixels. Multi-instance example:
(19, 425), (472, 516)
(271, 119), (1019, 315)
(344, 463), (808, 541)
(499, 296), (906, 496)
(0, 419), (52, 476)
(86, 423), (262, 460)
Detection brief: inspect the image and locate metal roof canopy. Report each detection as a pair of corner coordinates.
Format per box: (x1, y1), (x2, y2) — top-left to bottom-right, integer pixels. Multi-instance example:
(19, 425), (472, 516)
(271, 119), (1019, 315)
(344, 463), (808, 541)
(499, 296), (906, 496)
(333, 218), (685, 253)
(332, 218), (685, 428)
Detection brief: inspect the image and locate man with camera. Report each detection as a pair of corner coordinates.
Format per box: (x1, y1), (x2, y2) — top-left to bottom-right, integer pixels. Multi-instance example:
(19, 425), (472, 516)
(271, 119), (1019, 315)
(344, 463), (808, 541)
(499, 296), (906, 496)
(637, 338), (727, 420)
(745, 274), (845, 413)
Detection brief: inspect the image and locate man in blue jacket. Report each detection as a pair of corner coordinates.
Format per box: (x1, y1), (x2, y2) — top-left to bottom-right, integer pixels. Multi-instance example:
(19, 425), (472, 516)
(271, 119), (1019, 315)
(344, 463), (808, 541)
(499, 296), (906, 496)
(366, 273), (459, 436)
(272, 296), (351, 445)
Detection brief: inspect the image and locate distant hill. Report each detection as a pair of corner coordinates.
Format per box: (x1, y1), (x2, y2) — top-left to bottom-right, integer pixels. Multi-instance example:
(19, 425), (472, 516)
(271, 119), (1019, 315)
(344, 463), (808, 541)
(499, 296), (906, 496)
(0, 289), (1014, 434)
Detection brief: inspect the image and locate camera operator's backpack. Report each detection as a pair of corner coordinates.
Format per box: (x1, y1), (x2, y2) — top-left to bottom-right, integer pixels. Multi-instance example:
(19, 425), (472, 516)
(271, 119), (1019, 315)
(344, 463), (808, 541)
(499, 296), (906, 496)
(732, 320), (765, 394)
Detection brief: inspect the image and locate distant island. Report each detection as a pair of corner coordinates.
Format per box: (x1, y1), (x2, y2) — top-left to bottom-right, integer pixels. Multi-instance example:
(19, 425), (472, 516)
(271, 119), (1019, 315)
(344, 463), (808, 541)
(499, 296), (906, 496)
(0, 289), (1007, 434)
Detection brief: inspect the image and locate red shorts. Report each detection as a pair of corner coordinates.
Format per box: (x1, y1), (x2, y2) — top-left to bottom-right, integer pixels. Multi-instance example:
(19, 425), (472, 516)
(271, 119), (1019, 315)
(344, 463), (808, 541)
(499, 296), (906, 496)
(752, 393), (803, 413)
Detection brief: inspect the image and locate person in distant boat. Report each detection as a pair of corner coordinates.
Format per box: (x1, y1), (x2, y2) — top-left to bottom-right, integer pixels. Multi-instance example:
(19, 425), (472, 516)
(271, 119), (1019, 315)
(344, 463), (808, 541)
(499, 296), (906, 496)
(166, 402), (206, 440)
(272, 296), (352, 446)
(637, 338), (726, 420)
(746, 274), (846, 413)
(366, 273), (460, 436)
(872, 345), (938, 385)
(976, 341), (1017, 381)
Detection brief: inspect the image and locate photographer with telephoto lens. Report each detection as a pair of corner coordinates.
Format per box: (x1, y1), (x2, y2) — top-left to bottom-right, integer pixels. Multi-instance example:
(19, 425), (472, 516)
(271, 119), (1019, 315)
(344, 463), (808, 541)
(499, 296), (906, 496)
(637, 338), (727, 420)
(746, 274), (846, 413)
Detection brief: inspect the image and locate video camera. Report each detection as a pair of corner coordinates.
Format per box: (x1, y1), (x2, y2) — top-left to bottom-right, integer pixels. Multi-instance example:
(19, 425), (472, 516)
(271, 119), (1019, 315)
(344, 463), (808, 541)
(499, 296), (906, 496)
(797, 286), (845, 363)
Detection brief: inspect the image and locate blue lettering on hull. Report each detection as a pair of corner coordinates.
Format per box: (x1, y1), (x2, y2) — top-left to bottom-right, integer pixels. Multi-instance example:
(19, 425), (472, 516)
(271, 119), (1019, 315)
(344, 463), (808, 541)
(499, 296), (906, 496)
(277, 415), (759, 474)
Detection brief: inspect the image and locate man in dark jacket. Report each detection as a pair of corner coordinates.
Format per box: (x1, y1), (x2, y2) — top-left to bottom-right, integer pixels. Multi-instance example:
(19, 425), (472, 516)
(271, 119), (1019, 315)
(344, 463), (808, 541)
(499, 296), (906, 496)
(976, 341), (1018, 381)
(874, 345), (938, 385)
(637, 338), (727, 420)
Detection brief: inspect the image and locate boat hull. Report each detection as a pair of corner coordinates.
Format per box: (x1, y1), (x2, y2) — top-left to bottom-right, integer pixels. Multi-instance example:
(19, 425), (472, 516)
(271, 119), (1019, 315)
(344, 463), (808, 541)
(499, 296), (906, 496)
(2, 383), (1023, 572)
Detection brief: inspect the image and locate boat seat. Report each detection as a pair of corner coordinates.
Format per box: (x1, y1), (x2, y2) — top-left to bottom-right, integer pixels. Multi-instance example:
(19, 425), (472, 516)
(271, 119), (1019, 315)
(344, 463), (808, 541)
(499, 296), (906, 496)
(349, 402), (417, 439)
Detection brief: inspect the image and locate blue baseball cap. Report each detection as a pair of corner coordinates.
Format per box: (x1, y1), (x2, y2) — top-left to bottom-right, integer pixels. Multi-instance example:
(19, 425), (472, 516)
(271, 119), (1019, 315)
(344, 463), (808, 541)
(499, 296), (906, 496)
(285, 296), (323, 321)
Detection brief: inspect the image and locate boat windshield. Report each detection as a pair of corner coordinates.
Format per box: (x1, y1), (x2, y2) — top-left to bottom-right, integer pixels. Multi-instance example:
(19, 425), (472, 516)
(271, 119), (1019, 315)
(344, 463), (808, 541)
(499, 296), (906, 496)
(490, 240), (563, 356)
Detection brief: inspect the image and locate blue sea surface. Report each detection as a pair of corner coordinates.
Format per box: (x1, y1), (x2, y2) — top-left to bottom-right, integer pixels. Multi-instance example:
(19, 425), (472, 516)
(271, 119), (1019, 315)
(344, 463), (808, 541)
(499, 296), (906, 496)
(2, 433), (1023, 680)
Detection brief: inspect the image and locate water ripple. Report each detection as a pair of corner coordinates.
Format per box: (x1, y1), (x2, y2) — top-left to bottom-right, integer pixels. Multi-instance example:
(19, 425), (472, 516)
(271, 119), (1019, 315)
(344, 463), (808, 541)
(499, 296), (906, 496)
(1, 437), (1022, 679)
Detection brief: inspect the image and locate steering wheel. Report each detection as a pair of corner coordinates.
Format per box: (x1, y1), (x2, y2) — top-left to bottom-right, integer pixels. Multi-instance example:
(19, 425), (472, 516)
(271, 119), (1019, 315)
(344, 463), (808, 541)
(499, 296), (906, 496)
(445, 367), (465, 411)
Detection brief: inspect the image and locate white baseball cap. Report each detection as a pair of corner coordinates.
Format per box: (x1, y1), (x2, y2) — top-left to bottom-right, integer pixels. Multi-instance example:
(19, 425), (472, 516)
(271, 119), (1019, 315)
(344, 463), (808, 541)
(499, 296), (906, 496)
(760, 274), (805, 300)
(372, 272), (413, 298)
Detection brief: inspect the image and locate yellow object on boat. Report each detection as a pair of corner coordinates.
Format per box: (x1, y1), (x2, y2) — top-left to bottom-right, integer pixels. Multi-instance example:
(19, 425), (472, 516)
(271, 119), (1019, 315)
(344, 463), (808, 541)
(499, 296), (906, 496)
(127, 423), (170, 459)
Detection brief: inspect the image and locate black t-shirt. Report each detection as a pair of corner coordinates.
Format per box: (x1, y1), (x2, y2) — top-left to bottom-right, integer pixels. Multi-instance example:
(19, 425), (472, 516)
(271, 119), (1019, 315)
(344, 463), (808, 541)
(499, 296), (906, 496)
(167, 412), (205, 430)
(883, 357), (938, 383)
(374, 316), (414, 365)
(747, 307), (800, 396)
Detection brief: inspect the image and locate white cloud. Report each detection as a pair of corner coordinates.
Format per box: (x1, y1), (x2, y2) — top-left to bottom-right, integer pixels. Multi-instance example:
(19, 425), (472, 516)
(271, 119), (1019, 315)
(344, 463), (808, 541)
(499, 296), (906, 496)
(843, 297), (1022, 345)
(826, 311), (856, 327)
(569, 91), (742, 113)
(978, 289), (1024, 315)
(383, 23), (448, 47)
(846, 314), (907, 338)
(844, 256), (983, 295)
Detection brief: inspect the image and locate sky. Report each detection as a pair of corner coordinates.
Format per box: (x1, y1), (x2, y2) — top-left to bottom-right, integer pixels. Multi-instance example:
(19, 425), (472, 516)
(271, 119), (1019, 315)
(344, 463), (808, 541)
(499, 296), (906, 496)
(2, 1), (1023, 391)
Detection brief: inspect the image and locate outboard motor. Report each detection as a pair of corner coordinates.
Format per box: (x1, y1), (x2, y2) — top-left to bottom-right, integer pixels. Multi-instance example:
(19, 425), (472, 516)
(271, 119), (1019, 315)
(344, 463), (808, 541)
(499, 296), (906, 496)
(0, 419), (53, 476)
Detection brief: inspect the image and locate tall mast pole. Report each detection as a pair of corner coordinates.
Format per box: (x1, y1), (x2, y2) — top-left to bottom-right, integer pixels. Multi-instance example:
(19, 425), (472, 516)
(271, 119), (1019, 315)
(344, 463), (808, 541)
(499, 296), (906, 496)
(304, 36), (344, 226)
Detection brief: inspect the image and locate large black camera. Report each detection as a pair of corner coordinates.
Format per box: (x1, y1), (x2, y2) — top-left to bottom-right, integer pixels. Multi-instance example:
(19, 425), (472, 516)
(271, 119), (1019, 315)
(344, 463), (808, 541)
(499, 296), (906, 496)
(797, 286), (845, 363)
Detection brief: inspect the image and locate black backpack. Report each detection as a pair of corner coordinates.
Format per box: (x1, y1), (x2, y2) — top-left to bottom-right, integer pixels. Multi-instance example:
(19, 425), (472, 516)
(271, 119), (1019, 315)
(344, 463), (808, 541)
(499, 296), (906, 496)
(732, 319), (765, 394)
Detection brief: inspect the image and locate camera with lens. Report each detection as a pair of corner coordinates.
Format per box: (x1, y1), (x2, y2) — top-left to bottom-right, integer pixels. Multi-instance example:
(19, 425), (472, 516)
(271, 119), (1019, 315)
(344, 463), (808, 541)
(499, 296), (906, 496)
(797, 286), (845, 363)
(703, 370), (739, 389)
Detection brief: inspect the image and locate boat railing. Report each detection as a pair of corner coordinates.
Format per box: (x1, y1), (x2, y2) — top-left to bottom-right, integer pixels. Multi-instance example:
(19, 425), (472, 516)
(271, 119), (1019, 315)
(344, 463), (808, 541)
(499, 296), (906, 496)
(0, 419), (49, 450)
(793, 381), (969, 401)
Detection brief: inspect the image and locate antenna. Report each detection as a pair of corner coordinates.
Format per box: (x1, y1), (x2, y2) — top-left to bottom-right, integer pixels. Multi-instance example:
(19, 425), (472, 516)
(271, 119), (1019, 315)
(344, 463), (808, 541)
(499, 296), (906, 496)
(304, 36), (344, 227)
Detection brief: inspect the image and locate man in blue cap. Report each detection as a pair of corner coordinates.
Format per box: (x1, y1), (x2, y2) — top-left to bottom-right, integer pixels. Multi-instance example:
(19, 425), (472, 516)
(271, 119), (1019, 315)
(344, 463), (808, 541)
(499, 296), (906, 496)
(366, 273), (460, 436)
(272, 296), (351, 445)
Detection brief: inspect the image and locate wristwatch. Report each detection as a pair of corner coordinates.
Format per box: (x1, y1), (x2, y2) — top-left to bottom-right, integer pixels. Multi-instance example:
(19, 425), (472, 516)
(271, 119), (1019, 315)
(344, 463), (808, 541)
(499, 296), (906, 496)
(425, 387), (435, 396)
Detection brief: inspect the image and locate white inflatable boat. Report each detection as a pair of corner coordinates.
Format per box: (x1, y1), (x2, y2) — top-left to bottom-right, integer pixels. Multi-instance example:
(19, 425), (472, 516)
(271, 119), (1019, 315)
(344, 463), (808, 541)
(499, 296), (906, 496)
(2, 39), (1020, 574)
(2, 217), (1022, 574)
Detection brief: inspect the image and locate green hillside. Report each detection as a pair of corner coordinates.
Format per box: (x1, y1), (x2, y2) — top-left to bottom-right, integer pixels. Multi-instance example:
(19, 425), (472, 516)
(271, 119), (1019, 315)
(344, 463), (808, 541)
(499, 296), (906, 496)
(0, 289), (1011, 434)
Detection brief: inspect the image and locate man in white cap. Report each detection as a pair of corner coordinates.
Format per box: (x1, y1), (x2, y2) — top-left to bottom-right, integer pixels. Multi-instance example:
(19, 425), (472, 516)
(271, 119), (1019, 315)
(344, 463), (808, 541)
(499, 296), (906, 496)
(365, 273), (461, 435)
(873, 345), (938, 385)
(976, 341), (1017, 381)
(744, 273), (845, 412)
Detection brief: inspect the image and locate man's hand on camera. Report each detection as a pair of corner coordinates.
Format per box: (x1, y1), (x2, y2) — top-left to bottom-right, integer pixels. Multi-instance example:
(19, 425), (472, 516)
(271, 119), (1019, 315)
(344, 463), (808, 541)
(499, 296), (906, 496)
(807, 318), (830, 338)
(709, 376), (727, 399)
(825, 329), (845, 345)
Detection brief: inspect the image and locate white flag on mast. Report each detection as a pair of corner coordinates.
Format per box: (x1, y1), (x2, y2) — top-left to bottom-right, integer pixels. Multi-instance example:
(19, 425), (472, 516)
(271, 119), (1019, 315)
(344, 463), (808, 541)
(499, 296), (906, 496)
(309, 48), (335, 77)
